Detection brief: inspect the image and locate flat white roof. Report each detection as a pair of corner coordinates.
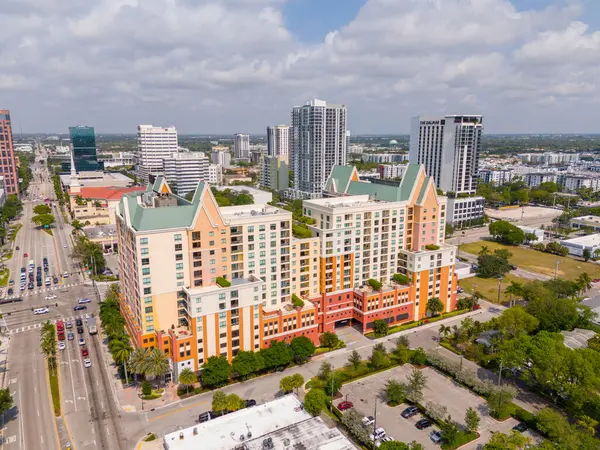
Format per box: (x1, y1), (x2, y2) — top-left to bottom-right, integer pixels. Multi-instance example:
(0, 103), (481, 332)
(163, 395), (356, 450)
(572, 215), (600, 224)
(221, 204), (291, 221)
(560, 234), (600, 247)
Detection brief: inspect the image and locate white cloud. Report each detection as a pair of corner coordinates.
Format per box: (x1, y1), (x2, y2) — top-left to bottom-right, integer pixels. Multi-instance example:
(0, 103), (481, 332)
(1, 0), (599, 133)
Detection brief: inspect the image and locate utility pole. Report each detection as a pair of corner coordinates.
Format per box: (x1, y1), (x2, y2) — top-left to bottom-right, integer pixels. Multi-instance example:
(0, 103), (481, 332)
(497, 276), (503, 303)
(554, 260), (560, 280)
(372, 400), (377, 450)
(497, 359), (504, 412)
(329, 367), (334, 412)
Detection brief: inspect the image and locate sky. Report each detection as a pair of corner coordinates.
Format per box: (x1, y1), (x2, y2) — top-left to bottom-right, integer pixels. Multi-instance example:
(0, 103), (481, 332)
(2, 0), (600, 135)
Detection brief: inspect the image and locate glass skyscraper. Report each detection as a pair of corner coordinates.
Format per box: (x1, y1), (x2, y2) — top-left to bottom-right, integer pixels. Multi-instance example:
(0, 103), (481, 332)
(64, 126), (104, 172)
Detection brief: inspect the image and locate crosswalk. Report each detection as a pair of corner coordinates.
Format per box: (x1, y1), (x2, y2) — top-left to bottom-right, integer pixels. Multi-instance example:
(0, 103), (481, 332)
(4, 282), (84, 299)
(6, 314), (89, 335)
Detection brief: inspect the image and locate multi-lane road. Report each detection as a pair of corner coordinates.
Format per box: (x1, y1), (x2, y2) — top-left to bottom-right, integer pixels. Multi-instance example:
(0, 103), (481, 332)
(0, 151), (125, 450)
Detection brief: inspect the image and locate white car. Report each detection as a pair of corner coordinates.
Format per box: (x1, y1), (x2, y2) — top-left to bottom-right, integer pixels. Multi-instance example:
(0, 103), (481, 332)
(63, 244), (68, 248)
(84, 358), (91, 368)
(34, 307), (49, 315)
(78, 298), (91, 304)
(58, 342), (66, 350)
(369, 428), (386, 442)
(63, 272), (69, 278)
(45, 294), (57, 300)
(362, 416), (375, 427)
(375, 436), (394, 447)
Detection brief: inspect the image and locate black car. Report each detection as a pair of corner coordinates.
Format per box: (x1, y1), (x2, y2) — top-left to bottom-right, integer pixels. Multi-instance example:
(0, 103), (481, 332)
(401, 406), (419, 418)
(74, 305), (87, 311)
(53, 276), (58, 284)
(7, 288), (13, 295)
(415, 419), (433, 430)
(44, 266), (49, 272)
(513, 422), (528, 433)
(21, 267), (25, 273)
(245, 399), (257, 408)
(198, 412), (212, 423)
(77, 326), (84, 334)
(76, 318), (83, 327)
(37, 279), (42, 287)
(28, 283), (34, 289)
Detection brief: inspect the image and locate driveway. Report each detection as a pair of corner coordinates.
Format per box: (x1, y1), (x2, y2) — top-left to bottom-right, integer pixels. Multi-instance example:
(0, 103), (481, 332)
(339, 365), (519, 449)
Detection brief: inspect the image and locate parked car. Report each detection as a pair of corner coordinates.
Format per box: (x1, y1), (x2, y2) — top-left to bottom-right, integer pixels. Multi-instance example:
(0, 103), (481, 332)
(76, 318), (83, 327)
(74, 305), (87, 311)
(63, 271), (69, 277)
(53, 276), (59, 284)
(375, 436), (394, 447)
(513, 422), (528, 433)
(78, 298), (91, 304)
(362, 416), (375, 426)
(401, 406), (419, 418)
(65, 321), (72, 329)
(9, 279), (14, 286)
(198, 412), (212, 423)
(457, 287), (464, 293)
(594, 278), (600, 283)
(67, 332), (74, 340)
(45, 294), (57, 300)
(415, 419), (433, 430)
(7, 288), (13, 295)
(369, 428), (386, 441)
(337, 401), (354, 410)
(58, 342), (66, 350)
(430, 430), (443, 444)
(245, 399), (257, 408)
(24, 253), (28, 258)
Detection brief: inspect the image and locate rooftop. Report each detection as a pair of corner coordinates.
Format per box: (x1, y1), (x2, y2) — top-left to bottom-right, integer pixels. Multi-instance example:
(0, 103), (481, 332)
(68, 185), (145, 200)
(572, 215), (600, 224)
(221, 204), (291, 221)
(60, 171), (134, 188)
(163, 395), (356, 450)
(561, 328), (596, 350)
(184, 275), (263, 296)
(560, 234), (600, 247)
(82, 225), (117, 240)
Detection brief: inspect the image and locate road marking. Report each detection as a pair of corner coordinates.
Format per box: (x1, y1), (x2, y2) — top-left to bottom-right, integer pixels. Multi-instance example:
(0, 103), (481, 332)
(149, 399), (208, 422)
(4, 435), (15, 444)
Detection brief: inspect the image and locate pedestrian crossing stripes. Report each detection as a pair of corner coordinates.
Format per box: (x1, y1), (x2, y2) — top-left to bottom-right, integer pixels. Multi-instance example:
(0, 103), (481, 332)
(6, 314), (89, 335)
(5, 282), (83, 299)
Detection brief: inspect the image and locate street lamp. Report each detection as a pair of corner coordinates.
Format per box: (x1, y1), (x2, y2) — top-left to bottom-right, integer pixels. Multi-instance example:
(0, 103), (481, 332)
(497, 276), (503, 303)
(554, 260), (560, 280)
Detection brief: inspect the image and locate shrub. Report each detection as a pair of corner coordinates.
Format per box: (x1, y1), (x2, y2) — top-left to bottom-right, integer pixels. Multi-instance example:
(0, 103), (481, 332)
(291, 294), (304, 308)
(424, 401), (448, 422)
(304, 388), (328, 416)
(367, 278), (382, 291)
(319, 332), (341, 349)
(425, 244), (440, 251)
(410, 348), (428, 365)
(392, 273), (410, 285)
(341, 409), (371, 445)
(216, 277), (231, 287)
(373, 319), (389, 337)
(142, 381), (152, 396)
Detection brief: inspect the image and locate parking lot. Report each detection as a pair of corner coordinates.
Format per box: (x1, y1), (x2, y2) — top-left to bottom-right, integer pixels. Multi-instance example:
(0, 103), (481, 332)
(338, 365), (521, 449)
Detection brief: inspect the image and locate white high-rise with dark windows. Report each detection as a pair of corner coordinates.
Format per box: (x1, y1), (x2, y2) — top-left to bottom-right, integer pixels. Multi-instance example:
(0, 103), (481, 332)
(233, 134), (250, 159)
(267, 125), (290, 159)
(290, 99), (347, 199)
(409, 115), (483, 194)
(137, 125), (178, 183)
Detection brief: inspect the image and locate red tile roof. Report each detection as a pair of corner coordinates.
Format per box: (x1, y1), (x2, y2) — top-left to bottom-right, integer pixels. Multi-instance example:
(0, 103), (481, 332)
(68, 186), (146, 201)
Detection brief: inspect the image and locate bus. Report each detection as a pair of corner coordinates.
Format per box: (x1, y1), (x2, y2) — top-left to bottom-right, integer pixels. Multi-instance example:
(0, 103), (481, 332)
(87, 317), (98, 335)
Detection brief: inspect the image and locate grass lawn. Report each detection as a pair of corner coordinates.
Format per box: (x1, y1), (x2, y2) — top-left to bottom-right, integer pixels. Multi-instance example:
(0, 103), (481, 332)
(459, 273), (528, 304)
(48, 361), (61, 416)
(459, 240), (600, 280)
(441, 431), (478, 450)
(0, 268), (10, 287)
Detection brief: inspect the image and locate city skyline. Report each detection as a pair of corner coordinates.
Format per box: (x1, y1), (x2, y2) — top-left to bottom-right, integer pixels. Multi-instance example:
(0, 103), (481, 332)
(2, 0), (600, 135)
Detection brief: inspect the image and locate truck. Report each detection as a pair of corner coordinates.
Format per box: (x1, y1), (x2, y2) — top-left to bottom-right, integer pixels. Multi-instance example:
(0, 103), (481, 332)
(56, 320), (65, 340)
(87, 317), (98, 335)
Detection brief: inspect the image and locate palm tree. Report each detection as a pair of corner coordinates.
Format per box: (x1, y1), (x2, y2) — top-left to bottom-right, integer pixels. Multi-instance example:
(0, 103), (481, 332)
(478, 246), (490, 256)
(144, 348), (171, 387)
(40, 323), (57, 374)
(129, 347), (150, 379)
(103, 313), (125, 338)
(460, 317), (474, 339)
(504, 281), (524, 307)
(576, 272), (593, 295)
(109, 339), (133, 385)
(178, 368), (197, 394)
(438, 324), (451, 341)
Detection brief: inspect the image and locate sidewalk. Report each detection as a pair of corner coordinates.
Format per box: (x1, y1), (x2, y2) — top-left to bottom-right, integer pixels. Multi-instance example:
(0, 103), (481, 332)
(0, 336), (9, 389)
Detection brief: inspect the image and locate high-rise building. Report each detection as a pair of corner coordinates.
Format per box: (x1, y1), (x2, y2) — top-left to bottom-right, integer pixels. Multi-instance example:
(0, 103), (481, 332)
(233, 134), (250, 159)
(116, 165), (458, 378)
(267, 125), (290, 159)
(409, 115), (483, 194)
(0, 110), (19, 195)
(290, 99), (347, 199)
(260, 156), (288, 192)
(211, 148), (231, 167)
(63, 126), (104, 173)
(207, 164), (222, 185)
(163, 152), (210, 195)
(137, 125), (178, 183)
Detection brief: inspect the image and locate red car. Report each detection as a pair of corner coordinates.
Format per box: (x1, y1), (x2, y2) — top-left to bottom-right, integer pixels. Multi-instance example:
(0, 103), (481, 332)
(594, 279), (600, 283)
(23, 253), (28, 258)
(81, 347), (89, 357)
(338, 401), (354, 410)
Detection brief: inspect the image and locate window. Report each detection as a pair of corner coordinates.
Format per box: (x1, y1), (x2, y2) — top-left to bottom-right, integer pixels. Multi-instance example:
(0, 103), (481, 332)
(222, 256), (227, 262)
(174, 234), (182, 242)
(192, 231), (201, 240)
(219, 321), (226, 328)
(175, 244), (182, 251)
(145, 306), (153, 314)
(143, 287), (151, 295)
(209, 241), (215, 246)
(140, 248), (149, 256)
(144, 296), (152, 304)
(176, 263), (183, 270)
(140, 238), (148, 245)
(142, 267), (150, 275)
(141, 258), (150, 266)
(218, 293), (226, 300)
(143, 277), (151, 285)
(221, 238), (226, 244)
(175, 254), (183, 261)
(209, 231), (215, 237)
(210, 259), (216, 265)
(176, 272), (184, 280)
(248, 226), (254, 232)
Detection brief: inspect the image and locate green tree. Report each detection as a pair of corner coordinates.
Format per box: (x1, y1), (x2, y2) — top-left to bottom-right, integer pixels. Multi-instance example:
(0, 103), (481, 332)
(489, 220), (526, 245)
(382, 379), (406, 406)
(202, 356), (232, 387)
(33, 204), (52, 215)
(410, 348), (428, 365)
(465, 407), (480, 432)
(341, 409), (371, 445)
(144, 348), (170, 386)
(108, 339), (133, 385)
(504, 281), (525, 307)
(304, 388), (328, 416)
(225, 393), (246, 412)
(32, 213), (55, 228)
(379, 442), (409, 450)
(212, 390), (228, 413)
(280, 373), (304, 394)
(483, 431), (530, 450)
(496, 306), (539, 338)
(0, 388), (14, 415)
(370, 349), (388, 369)
(260, 340), (292, 370)
(141, 380), (152, 396)
(406, 368), (427, 403)
(583, 248), (592, 261)
(488, 387), (515, 419)
(129, 347), (150, 376)
(477, 250), (513, 278)
(426, 297), (444, 316)
(289, 336), (316, 363)
(324, 374), (342, 397)
(231, 351), (261, 379)
(319, 332), (341, 349)
(71, 219), (84, 231)
(392, 273), (410, 285)
(441, 417), (459, 446)
(178, 368), (197, 395)
(317, 361), (333, 381)
(373, 319), (389, 337)
(576, 272), (593, 294)
(348, 350), (362, 370)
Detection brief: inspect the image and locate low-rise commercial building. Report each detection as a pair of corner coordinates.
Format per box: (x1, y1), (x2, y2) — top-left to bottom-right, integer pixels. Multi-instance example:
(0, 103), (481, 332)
(207, 164), (222, 185)
(479, 169), (514, 185)
(68, 185), (146, 226)
(559, 234), (600, 257)
(445, 196), (485, 227)
(571, 215), (600, 232)
(59, 171), (135, 189)
(517, 225), (545, 242)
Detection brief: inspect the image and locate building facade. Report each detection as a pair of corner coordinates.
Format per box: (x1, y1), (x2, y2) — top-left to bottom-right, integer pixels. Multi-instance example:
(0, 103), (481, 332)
(290, 99), (347, 199)
(362, 153), (408, 164)
(0, 110), (19, 195)
(409, 115), (483, 194)
(233, 134), (250, 159)
(559, 174), (600, 193)
(379, 164), (408, 180)
(163, 152), (210, 196)
(260, 155), (289, 192)
(524, 172), (557, 188)
(66, 126), (104, 173)
(207, 164), (222, 185)
(137, 125), (178, 183)
(117, 165), (458, 378)
(479, 169), (514, 186)
(211, 148), (231, 168)
(445, 196), (485, 227)
(267, 125), (290, 158)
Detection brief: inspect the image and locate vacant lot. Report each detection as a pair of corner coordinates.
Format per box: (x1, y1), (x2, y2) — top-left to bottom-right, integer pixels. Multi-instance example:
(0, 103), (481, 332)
(459, 241), (600, 280)
(459, 273), (528, 304)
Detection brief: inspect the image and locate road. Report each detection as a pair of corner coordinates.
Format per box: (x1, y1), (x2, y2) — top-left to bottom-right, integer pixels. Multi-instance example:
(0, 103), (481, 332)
(0, 146), (124, 450)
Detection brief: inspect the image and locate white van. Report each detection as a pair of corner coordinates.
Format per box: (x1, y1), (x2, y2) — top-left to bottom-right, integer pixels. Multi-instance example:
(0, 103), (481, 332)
(33, 307), (49, 315)
(45, 277), (51, 286)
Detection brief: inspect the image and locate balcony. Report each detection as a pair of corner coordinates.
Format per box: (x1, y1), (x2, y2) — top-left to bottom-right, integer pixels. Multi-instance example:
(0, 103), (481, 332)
(280, 256), (290, 264)
(231, 299), (239, 308)
(231, 237), (243, 245)
(231, 245), (243, 254)
(280, 231), (290, 239)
